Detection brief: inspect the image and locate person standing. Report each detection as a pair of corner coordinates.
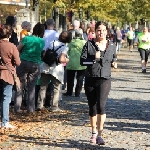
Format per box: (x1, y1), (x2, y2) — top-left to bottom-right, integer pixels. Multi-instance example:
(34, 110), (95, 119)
(0, 25), (21, 129)
(35, 18), (59, 108)
(116, 27), (122, 53)
(14, 22), (45, 113)
(80, 21), (117, 145)
(63, 28), (86, 97)
(5, 16), (18, 47)
(37, 31), (72, 112)
(20, 21), (31, 41)
(137, 27), (150, 73)
(127, 26), (135, 52)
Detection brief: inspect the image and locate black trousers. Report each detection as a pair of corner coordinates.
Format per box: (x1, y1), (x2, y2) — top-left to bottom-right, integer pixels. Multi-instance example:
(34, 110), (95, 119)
(66, 70), (86, 96)
(84, 77), (111, 116)
(138, 48), (150, 62)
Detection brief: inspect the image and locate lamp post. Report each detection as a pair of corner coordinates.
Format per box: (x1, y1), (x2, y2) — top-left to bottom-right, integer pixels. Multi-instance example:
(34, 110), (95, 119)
(79, 8), (82, 22)
(0, 14), (3, 25)
(85, 10), (90, 21)
(53, 7), (59, 31)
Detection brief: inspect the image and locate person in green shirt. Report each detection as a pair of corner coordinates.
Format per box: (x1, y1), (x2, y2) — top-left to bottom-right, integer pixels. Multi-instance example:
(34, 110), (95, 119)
(137, 27), (150, 73)
(14, 22), (45, 113)
(63, 28), (86, 97)
(127, 26), (135, 52)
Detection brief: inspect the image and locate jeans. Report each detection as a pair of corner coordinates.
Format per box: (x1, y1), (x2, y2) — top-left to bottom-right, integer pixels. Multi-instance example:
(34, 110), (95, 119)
(0, 80), (13, 126)
(116, 41), (121, 52)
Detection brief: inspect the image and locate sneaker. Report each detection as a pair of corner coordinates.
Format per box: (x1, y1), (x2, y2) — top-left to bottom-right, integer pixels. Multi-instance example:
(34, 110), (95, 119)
(49, 107), (63, 112)
(90, 134), (97, 144)
(96, 136), (105, 145)
(142, 69), (146, 73)
(1, 123), (16, 129)
(63, 93), (72, 96)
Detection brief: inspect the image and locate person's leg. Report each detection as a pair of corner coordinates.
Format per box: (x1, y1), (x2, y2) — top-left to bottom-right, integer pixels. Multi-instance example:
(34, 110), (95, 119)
(118, 41), (121, 53)
(49, 75), (61, 111)
(96, 78), (111, 145)
(35, 85), (40, 108)
(1, 80), (13, 127)
(84, 77), (97, 143)
(138, 48), (146, 72)
(145, 49), (150, 68)
(14, 62), (27, 112)
(26, 62), (40, 113)
(129, 39), (133, 52)
(44, 81), (53, 107)
(62, 66), (67, 90)
(75, 70), (85, 97)
(37, 74), (51, 110)
(65, 70), (76, 96)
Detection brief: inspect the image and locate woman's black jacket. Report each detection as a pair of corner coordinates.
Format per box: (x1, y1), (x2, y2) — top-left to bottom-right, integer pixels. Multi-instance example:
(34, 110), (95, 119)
(80, 40), (117, 79)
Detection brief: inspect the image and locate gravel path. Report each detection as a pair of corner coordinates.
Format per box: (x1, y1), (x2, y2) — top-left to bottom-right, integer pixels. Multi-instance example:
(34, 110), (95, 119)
(0, 47), (150, 150)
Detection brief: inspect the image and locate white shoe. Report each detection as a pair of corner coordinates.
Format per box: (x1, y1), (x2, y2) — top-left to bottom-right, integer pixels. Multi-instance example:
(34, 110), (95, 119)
(1, 123), (16, 129)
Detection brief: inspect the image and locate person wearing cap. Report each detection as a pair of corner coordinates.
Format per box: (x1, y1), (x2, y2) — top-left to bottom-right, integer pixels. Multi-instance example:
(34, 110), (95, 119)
(63, 28), (86, 97)
(20, 21), (31, 41)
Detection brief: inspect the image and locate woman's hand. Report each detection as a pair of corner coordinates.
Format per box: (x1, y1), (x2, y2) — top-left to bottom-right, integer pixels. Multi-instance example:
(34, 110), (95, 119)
(112, 62), (117, 68)
(17, 43), (24, 52)
(95, 51), (100, 59)
(59, 53), (69, 63)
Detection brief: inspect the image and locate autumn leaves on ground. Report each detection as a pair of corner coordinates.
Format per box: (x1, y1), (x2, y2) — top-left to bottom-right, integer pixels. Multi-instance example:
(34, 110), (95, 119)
(0, 106), (80, 149)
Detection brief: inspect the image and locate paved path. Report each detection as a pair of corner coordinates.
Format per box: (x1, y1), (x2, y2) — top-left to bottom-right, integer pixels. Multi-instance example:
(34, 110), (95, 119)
(0, 47), (150, 150)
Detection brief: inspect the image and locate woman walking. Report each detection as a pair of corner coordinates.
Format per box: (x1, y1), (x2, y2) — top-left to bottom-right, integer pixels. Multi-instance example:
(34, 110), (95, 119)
(80, 21), (117, 145)
(0, 25), (21, 129)
(137, 27), (150, 73)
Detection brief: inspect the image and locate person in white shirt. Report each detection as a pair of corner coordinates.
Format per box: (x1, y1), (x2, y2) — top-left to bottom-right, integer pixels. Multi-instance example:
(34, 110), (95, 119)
(37, 31), (72, 112)
(35, 18), (60, 109)
(43, 18), (59, 51)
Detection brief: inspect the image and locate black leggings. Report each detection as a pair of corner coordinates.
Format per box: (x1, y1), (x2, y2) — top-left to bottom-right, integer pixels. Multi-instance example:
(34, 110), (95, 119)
(84, 77), (111, 116)
(138, 48), (150, 62)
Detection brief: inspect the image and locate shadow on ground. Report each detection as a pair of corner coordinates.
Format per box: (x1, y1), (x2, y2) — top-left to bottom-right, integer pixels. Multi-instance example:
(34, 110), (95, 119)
(9, 134), (127, 150)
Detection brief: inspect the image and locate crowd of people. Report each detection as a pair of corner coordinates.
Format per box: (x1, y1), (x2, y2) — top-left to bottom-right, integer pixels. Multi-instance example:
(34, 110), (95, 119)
(0, 15), (150, 145)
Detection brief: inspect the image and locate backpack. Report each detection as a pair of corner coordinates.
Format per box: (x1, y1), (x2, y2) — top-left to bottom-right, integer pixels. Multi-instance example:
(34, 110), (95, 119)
(42, 41), (64, 66)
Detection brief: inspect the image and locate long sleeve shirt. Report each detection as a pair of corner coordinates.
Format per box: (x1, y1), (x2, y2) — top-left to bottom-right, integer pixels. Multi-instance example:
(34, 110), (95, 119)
(80, 40), (116, 79)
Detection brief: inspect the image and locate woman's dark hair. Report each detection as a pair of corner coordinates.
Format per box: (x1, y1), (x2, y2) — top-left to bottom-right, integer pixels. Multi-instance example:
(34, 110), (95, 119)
(59, 31), (72, 43)
(6, 16), (16, 26)
(0, 25), (12, 39)
(32, 22), (45, 38)
(95, 21), (108, 31)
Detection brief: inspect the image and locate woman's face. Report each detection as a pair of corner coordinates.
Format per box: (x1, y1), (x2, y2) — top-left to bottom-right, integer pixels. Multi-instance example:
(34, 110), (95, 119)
(95, 24), (107, 40)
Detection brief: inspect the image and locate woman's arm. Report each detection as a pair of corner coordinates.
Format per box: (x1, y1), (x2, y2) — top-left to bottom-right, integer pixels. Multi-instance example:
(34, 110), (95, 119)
(111, 45), (117, 68)
(12, 46), (21, 66)
(80, 41), (96, 66)
(17, 42), (24, 52)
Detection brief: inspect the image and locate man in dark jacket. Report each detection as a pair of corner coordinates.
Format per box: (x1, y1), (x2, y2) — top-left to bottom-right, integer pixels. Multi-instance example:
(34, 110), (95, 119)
(6, 16), (18, 46)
